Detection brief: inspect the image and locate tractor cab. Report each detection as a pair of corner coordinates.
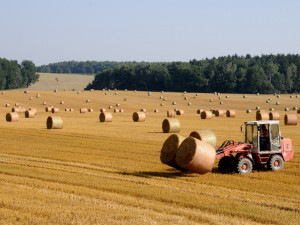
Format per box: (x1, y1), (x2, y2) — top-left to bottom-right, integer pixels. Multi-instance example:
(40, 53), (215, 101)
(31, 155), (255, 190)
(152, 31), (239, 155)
(245, 120), (281, 154)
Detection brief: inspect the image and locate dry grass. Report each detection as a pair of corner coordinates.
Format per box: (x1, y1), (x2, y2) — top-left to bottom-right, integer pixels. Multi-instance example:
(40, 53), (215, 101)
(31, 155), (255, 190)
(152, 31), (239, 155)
(0, 90), (299, 224)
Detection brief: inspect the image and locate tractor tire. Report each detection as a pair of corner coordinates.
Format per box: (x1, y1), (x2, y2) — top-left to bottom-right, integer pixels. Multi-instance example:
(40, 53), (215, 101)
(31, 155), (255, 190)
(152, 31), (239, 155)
(268, 155), (284, 172)
(236, 157), (253, 174)
(218, 156), (234, 173)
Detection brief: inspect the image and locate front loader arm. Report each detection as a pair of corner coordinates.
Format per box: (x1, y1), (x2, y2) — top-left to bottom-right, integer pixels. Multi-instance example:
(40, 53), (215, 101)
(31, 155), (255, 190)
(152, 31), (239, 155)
(216, 140), (252, 159)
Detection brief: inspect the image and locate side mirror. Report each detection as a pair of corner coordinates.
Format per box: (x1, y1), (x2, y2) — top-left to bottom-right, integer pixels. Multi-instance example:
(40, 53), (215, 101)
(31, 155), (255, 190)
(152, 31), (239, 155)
(240, 125), (243, 133)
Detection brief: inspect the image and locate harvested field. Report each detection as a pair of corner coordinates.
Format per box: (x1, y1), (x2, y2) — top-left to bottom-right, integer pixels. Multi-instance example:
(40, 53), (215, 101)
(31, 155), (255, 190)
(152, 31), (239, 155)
(0, 89), (299, 224)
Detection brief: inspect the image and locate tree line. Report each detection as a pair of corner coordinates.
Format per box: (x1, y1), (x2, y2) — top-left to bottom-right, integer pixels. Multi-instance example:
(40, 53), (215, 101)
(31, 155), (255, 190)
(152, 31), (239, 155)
(86, 54), (300, 94)
(37, 61), (139, 74)
(0, 58), (39, 90)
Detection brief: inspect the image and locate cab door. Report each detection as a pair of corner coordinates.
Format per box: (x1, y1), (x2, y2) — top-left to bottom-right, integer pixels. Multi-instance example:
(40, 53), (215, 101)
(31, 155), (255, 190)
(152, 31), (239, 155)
(270, 124), (281, 151)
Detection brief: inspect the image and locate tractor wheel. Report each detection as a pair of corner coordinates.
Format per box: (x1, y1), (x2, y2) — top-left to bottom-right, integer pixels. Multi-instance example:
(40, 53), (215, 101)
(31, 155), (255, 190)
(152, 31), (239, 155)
(236, 157), (253, 174)
(268, 155), (284, 172)
(218, 156), (234, 173)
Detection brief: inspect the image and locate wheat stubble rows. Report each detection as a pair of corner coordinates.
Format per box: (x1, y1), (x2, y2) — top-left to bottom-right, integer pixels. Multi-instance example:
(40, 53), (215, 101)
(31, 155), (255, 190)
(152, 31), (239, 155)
(0, 90), (299, 224)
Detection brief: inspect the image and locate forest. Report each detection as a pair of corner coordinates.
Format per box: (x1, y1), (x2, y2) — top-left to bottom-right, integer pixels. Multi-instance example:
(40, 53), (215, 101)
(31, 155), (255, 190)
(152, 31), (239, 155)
(37, 61), (137, 74)
(0, 58), (39, 90)
(86, 54), (300, 94)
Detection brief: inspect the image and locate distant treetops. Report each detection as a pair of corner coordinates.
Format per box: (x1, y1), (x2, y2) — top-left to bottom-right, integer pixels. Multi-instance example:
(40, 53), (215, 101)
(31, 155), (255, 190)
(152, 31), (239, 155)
(85, 54), (300, 94)
(0, 58), (39, 90)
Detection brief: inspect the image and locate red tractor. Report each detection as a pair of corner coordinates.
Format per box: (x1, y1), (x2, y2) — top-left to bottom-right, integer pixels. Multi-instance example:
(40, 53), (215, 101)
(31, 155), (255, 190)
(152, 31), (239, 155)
(217, 120), (294, 174)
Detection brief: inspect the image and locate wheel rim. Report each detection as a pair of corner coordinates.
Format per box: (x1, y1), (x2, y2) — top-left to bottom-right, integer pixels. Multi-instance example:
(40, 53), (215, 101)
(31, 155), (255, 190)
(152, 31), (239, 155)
(242, 163), (248, 170)
(274, 160), (279, 167)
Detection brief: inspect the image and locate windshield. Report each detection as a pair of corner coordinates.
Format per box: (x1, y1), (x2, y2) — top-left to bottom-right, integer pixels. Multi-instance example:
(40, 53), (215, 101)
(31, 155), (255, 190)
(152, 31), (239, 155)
(246, 124), (258, 147)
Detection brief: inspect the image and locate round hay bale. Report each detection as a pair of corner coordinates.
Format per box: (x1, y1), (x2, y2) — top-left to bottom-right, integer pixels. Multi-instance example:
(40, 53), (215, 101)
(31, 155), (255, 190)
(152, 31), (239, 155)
(28, 108), (37, 115)
(285, 108), (290, 111)
(189, 130), (217, 149)
(140, 109), (147, 112)
(276, 102), (280, 105)
(256, 111), (269, 120)
(218, 96), (222, 99)
(226, 95), (229, 98)
(160, 103), (165, 106)
(51, 108), (59, 113)
(88, 108), (94, 112)
(109, 105), (113, 109)
(86, 99), (90, 103)
(12, 107), (26, 113)
(6, 112), (19, 122)
(100, 108), (106, 113)
(290, 95), (294, 98)
(36, 93), (40, 98)
(29, 97), (33, 100)
(45, 106), (53, 112)
(284, 114), (297, 125)
(46, 116), (63, 129)
(54, 89), (58, 92)
(77, 91), (81, 94)
(5, 103), (10, 107)
(226, 110), (236, 117)
(115, 92), (118, 95)
(25, 110), (35, 118)
(209, 99), (213, 102)
(197, 109), (203, 114)
(277, 95), (280, 98)
(162, 118), (180, 133)
(184, 97), (188, 100)
(105, 92), (108, 95)
(293, 106), (298, 110)
(167, 110), (176, 118)
(148, 92), (151, 96)
(80, 108), (87, 113)
(70, 109), (74, 112)
(120, 109), (125, 113)
(188, 102), (192, 106)
(246, 109), (252, 113)
(99, 112), (113, 122)
(154, 109), (159, 113)
(269, 108), (274, 111)
(296, 95), (299, 98)
(116, 103), (120, 107)
(220, 101), (224, 105)
(201, 111), (212, 119)
(214, 92), (217, 95)
(256, 106), (260, 110)
(172, 102), (176, 105)
(175, 137), (216, 174)
(133, 112), (146, 122)
(269, 112), (280, 120)
(15, 103), (19, 106)
(256, 93), (259, 96)
(243, 95), (247, 98)
(114, 109), (120, 113)
(60, 101), (64, 104)
(24, 90), (28, 94)
(196, 93), (199, 96)
(176, 110), (184, 116)
(215, 110), (224, 117)
(65, 108), (70, 111)
(297, 109), (300, 114)
(160, 96), (164, 99)
(43, 102), (47, 105)
(266, 100), (270, 103)
(163, 98), (167, 101)
(2, 91), (5, 94)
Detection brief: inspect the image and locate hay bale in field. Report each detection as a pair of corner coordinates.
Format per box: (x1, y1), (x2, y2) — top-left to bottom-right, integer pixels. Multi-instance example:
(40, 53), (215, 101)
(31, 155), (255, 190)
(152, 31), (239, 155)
(277, 95), (280, 98)
(24, 90), (28, 94)
(99, 112), (113, 122)
(36, 93), (40, 98)
(297, 109), (300, 114)
(175, 137), (216, 174)
(201, 111), (212, 119)
(47, 116), (63, 129)
(167, 110), (176, 118)
(215, 110), (224, 117)
(243, 95), (247, 98)
(60, 101), (64, 104)
(148, 92), (152, 96)
(105, 92), (108, 95)
(114, 109), (120, 113)
(269, 108), (274, 111)
(163, 98), (167, 101)
(86, 99), (90, 103)
(290, 95), (294, 98)
(176, 110), (184, 116)
(5, 103), (10, 107)
(218, 96), (222, 99)
(29, 97), (33, 100)
(256, 93), (259, 95)
(77, 91), (81, 94)
(162, 118), (180, 133)
(256, 106), (260, 110)
(65, 108), (70, 111)
(285, 108), (290, 111)
(197, 109), (203, 114)
(109, 105), (113, 109)
(246, 109), (252, 113)
(45, 106), (53, 112)
(160, 103), (165, 106)
(6, 112), (19, 122)
(209, 99), (213, 102)
(188, 102), (192, 106)
(43, 102), (47, 105)
(15, 103), (19, 106)
(226, 95), (229, 98)
(189, 130), (217, 149)
(28, 108), (37, 115)
(276, 102), (280, 105)
(172, 102), (176, 105)
(266, 100), (270, 103)
(88, 108), (94, 112)
(116, 103), (120, 107)
(132, 112), (146, 122)
(80, 108), (87, 113)
(184, 97), (188, 100)
(12, 107), (26, 113)
(196, 93), (199, 96)
(70, 109), (74, 112)
(220, 101), (224, 105)
(226, 110), (236, 117)
(154, 109), (159, 113)
(256, 111), (269, 120)
(160, 96), (164, 99)
(100, 108), (106, 113)
(293, 106), (298, 110)
(120, 109), (125, 113)
(2, 91), (5, 94)
(269, 112), (280, 120)
(284, 114), (297, 125)
(140, 109), (147, 112)
(115, 92), (118, 95)
(51, 108), (59, 113)
(25, 110), (35, 118)
(296, 95), (299, 98)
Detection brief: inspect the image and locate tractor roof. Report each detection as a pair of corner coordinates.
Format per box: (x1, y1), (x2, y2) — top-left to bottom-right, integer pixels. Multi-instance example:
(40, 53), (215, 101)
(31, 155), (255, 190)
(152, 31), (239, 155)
(245, 120), (279, 125)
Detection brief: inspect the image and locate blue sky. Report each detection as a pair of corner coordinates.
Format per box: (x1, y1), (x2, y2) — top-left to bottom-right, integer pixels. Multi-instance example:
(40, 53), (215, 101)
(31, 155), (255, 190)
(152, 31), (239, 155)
(0, 0), (299, 65)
